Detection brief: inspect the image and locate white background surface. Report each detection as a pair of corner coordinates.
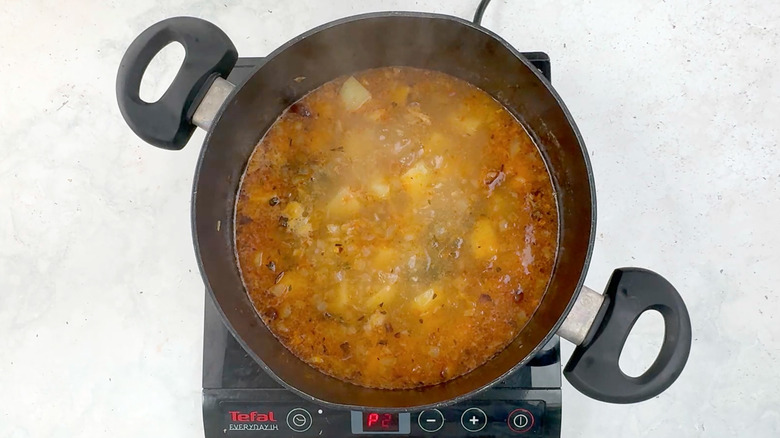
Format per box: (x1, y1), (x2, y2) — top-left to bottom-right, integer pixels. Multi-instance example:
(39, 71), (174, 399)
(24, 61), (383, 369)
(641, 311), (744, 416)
(1, 0), (778, 436)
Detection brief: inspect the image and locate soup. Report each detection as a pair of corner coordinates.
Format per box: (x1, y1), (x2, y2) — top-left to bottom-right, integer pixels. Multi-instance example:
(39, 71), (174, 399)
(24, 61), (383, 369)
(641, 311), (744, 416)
(234, 67), (558, 389)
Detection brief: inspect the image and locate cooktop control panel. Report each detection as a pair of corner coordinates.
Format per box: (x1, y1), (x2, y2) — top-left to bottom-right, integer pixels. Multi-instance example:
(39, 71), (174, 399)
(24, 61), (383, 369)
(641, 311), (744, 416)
(206, 399), (547, 437)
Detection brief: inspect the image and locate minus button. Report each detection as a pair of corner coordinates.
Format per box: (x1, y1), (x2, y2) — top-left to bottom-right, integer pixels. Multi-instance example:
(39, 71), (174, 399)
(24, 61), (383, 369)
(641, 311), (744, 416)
(418, 409), (445, 433)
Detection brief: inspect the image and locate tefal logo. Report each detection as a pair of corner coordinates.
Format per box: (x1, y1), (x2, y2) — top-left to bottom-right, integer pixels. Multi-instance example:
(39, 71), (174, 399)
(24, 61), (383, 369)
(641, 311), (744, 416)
(229, 411), (277, 422)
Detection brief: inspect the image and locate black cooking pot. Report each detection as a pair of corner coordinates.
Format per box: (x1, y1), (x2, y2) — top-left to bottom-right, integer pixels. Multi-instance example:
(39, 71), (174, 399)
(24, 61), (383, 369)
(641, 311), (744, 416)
(116, 12), (691, 410)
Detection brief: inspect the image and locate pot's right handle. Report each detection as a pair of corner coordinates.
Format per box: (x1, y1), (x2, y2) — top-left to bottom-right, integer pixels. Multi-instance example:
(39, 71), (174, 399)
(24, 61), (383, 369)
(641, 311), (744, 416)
(560, 268), (692, 403)
(116, 17), (238, 150)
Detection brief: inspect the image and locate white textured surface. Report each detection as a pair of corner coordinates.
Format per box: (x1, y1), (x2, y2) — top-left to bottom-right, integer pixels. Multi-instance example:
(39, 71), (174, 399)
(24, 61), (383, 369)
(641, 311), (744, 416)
(1, 0), (778, 436)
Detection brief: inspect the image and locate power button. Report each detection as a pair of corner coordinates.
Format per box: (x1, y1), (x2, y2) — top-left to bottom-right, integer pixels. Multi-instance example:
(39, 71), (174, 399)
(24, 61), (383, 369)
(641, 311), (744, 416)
(507, 408), (534, 433)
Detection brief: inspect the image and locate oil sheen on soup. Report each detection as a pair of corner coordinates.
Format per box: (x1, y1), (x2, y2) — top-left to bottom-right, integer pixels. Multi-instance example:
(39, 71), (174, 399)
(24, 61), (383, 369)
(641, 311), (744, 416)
(234, 67), (558, 389)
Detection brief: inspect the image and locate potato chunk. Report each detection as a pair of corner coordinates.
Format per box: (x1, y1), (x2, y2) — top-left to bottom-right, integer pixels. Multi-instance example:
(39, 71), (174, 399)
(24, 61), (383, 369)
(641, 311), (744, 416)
(426, 132), (448, 154)
(401, 162), (431, 198)
(283, 201), (312, 237)
(331, 282), (351, 312)
(372, 246), (399, 271)
(471, 218), (499, 259)
(369, 179), (391, 198)
(459, 117), (482, 135)
(390, 85), (410, 106)
(327, 187), (361, 218)
(339, 76), (372, 111)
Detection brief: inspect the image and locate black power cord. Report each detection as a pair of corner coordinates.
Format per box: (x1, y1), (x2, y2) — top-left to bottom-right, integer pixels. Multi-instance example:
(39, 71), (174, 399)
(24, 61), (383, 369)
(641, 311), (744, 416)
(472, 0), (493, 25)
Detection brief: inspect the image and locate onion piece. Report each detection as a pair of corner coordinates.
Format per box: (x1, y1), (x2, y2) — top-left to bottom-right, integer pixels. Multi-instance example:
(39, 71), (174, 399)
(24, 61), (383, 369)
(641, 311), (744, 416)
(414, 288), (436, 309)
(269, 284), (288, 297)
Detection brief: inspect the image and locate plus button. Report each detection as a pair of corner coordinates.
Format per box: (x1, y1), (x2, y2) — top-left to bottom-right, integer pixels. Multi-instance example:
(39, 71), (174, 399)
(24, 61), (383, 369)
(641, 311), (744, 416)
(461, 408), (487, 432)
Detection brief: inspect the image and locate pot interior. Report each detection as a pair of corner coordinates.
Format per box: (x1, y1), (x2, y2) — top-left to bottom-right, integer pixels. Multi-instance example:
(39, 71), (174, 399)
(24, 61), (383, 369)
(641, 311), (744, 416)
(193, 12), (594, 409)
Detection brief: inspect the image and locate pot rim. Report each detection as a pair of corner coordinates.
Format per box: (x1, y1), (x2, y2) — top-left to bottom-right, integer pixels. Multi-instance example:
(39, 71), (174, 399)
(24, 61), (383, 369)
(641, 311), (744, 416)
(191, 10), (597, 411)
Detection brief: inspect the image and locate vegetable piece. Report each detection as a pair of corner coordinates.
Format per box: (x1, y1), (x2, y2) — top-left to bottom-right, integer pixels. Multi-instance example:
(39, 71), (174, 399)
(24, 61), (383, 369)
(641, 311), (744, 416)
(485, 169), (506, 194)
(269, 271), (302, 297)
(471, 218), (499, 259)
(369, 180), (391, 198)
(372, 246), (399, 271)
(366, 285), (396, 309)
(509, 138), (521, 156)
(339, 76), (372, 111)
(459, 117), (482, 135)
(366, 311), (387, 330)
(426, 132), (448, 153)
(489, 192), (511, 214)
(414, 288), (436, 310)
(269, 284), (288, 297)
(327, 187), (361, 218)
(367, 108), (387, 121)
(283, 201), (312, 237)
(390, 85), (409, 106)
(330, 282), (351, 312)
(407, 105), (431, 125)
(284, 201), (305, 218)
(401, 162), (431, 198)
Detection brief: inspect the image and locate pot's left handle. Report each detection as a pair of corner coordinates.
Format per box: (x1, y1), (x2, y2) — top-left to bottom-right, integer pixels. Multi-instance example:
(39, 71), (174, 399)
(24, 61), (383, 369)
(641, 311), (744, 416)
(116, 17), (238, 150)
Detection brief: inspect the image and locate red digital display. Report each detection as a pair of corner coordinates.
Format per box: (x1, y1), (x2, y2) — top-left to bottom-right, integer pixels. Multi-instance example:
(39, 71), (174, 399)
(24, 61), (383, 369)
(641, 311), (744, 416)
(363, 412), (400, 432)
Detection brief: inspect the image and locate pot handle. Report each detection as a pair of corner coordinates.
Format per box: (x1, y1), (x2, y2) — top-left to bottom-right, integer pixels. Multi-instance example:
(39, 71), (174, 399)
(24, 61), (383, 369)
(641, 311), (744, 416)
(116, 17), (238, 150)
(562, 268), (692, 403)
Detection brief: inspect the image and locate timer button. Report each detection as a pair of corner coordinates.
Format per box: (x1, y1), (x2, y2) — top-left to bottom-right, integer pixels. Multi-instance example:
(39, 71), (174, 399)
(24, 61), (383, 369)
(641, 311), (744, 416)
(507, 409), (534, 433)
(418, 409), (445, 432)
(460, 407), (487, 432)
(286, 408), (312, 433)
